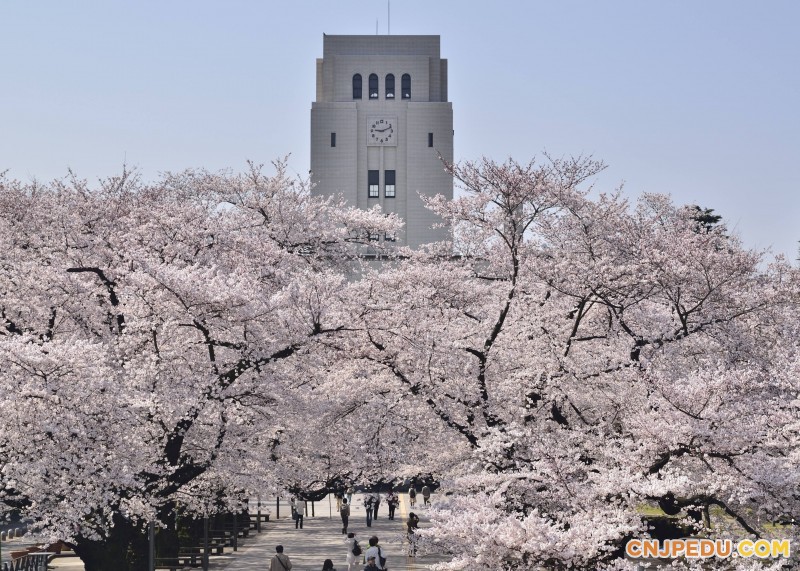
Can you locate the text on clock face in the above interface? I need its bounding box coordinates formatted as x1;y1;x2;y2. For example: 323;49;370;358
371;123;393;143
367;117;397;145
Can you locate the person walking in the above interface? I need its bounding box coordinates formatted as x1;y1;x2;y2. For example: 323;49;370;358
372;491;381;519
346;486;354;505
340;498;351;534
364;536;387;570
291;496;304;529
421;485;431;506
346;532;361;571
322;559;337;571
406;512;420;557
408;485;417;507
363;493;374;527
363;555;380;571
386;490;399;520
270;545;293;571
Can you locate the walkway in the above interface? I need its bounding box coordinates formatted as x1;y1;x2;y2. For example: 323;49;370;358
216;492;448;571
48;492;449;571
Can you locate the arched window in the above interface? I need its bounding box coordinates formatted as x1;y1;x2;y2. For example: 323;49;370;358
369;73;379;99
385;74;395;99
352;74;362;100
401;74;411;99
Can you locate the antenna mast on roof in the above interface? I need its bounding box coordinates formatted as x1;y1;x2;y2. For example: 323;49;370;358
376;18;378;34
388;0;390;34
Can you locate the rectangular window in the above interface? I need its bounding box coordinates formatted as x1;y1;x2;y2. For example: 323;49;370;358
368;170;379;198
384;232;396;242
384;170;396;198
428;133;433;148
331;132;336;147
369;232;380;242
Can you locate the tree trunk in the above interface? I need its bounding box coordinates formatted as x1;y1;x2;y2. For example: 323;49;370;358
156;501;179;561
72;513;148;571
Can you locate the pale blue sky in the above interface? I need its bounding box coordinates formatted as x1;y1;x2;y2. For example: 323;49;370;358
2;1;798;259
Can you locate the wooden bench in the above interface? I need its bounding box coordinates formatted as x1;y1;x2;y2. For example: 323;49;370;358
183;541;225;556
154;561;188;571
155;553;207;571
178;541;225;563
211;525;248;538
176;550;203;567
153;542;226;570
249;513;270;530
209;527;246;549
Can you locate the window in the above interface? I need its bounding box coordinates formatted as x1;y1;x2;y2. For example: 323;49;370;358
353;74;362;99
385;170;396;197
369;74;379;99
331;132;336;147
401;74;411;99
369;232;380;242
385;74;395;99
428;132;433;148
384;232;396;242
368;170;379;198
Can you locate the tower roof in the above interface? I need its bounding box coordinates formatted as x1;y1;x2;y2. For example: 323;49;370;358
322;35;441;58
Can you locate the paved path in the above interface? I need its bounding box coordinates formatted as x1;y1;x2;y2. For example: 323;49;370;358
218;493;448;571
48;492;450;571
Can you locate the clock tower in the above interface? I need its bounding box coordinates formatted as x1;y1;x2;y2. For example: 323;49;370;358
310;35;453;248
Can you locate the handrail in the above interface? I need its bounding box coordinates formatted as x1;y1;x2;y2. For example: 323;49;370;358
1;552;54;571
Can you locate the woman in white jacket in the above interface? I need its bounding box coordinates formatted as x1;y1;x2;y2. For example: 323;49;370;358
345;532;360;571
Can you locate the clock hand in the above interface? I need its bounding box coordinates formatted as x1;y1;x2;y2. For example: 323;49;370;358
375;126;391;132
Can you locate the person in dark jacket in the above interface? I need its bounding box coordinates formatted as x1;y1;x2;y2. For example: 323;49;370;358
407;512;420;556
363;494;374;527
386;490;399;520
340;498;350;534
372;492;381;519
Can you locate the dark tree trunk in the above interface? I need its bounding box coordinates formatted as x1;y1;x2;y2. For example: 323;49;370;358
72;513;148;571
156;501;180;561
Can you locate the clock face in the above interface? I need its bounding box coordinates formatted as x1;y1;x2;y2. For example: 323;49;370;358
368;116;397;146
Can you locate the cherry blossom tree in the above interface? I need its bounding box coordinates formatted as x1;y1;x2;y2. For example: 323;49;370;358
337;156;799;569
0;161;398;570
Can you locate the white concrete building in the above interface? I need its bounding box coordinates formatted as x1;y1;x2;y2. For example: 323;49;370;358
310;34;453;248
